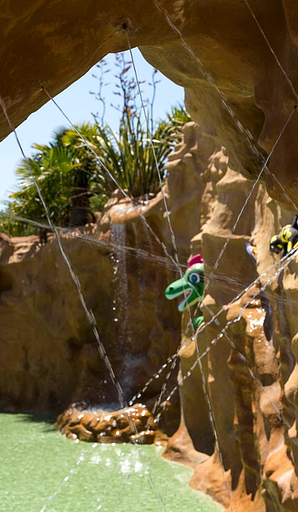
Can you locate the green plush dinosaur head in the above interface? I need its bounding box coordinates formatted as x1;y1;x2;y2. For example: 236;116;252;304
165;254;204;312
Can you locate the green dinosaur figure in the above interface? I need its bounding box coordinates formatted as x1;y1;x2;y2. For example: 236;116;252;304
165;254;204;330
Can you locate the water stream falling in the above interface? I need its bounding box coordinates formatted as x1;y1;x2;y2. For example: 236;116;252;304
110;221;137;402
1;5;298;510
110;222;128;349
132;221;146;308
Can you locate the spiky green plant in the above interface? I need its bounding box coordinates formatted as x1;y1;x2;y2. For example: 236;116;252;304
63;105;190;200
0;105;191;238
0;143;80;238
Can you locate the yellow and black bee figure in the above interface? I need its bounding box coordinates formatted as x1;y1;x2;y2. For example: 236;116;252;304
269;215;298;256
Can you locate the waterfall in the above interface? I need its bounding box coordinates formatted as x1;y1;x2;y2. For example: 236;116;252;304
110;222;128;353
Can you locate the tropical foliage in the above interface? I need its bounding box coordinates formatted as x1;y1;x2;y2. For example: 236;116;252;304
63;106;190;200
0;104;190;239
0;51;191;239
0;142;78;238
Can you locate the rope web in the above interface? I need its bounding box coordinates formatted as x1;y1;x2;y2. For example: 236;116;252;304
0;91;171;512
0;2;298;511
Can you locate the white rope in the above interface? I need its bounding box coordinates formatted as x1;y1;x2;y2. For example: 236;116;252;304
2;8;298;507
125;32;182;275
205;104;297;293
163;247;298;414
0;96;129;410
244;0;298;102
0;95;169;512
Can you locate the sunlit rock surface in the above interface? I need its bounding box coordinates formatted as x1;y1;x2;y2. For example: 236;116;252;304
2;123;298;511
2;1;298;204
0;220;181;424
55;403;162;445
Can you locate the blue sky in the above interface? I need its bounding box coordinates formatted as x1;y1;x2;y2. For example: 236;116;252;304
0;49;184;204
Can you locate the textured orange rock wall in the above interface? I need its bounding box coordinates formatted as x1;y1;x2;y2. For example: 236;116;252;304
159;124;298;512
2;2;298;509
0;225;181;415
1;124;298;511
2;1;298;205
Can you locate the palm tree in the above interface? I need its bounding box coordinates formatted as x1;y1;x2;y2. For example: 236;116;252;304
63;105;190;201
37;126;95;228
61;122;108;216
0;142;80;241
0;105;191;239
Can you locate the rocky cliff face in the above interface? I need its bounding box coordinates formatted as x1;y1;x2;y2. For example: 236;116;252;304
0;218;181;420
159;125;298;512
1;123;298;511
2;2;298;509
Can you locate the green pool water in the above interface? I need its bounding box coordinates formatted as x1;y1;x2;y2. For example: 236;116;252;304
0;412;223;512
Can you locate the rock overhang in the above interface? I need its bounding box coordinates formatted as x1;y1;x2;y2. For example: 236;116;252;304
1;0;298;205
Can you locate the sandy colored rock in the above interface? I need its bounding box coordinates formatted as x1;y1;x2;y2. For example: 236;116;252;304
55;403;158;444
162;410;209;468
1;2;298;205
3;123;298;511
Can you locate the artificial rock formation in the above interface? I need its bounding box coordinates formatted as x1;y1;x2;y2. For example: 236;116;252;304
0;220;181;419
1;122;298;512
3;2;298;510
156;124;298;512
2;1;298;207
55;403;162;445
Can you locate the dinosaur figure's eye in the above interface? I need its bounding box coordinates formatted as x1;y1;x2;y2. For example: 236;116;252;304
189;272;200;284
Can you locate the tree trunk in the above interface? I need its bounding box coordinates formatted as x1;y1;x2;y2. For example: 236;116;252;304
70;168;91;227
